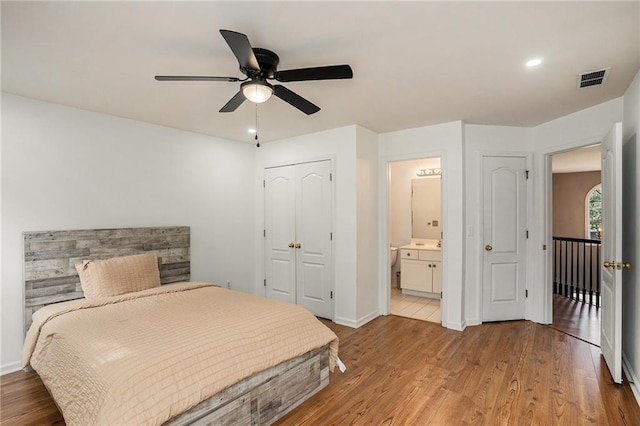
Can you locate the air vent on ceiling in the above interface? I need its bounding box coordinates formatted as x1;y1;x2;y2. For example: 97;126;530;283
577;68;610;89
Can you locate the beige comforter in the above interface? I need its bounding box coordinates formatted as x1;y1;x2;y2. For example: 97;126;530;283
22;282;338;425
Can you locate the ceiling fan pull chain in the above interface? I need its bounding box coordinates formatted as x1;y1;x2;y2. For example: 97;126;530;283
255;103;260;148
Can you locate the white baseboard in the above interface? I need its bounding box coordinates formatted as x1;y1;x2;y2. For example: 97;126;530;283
444;319;466;331
355;311;379;328
1;360;22;376
465;318;482;327
334;316;357;328
334;311;381;329
622;353;640;407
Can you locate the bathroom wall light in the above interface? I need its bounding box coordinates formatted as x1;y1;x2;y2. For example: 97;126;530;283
416;168;441;177
241;81;274;103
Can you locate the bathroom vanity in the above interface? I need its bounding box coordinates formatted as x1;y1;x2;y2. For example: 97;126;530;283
400;243;441;298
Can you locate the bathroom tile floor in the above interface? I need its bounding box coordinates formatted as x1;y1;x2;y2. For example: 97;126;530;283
390;287;441;323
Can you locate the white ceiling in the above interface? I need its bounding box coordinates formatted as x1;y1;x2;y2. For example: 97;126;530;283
552;144;601;173
2;1;639;144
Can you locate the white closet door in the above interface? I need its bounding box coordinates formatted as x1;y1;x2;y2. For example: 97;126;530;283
295;160;333;319
482;155;528;321
264;165;296;304
264;160;333;319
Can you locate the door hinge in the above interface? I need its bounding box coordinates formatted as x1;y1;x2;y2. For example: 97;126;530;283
330;291;333;299
526;289;528;298
263;180;265;188
263;229;266;237
440;292;443;298
330;173;333;182
526;230;529;239
264;279;267;287
525;170;529;179
543;244;547;250
330;232;333;241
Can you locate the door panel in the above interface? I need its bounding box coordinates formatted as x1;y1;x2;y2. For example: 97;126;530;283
600;123;623;384
482;156;527;322
490;263;518;302
264;166;296;304
295;161;333;319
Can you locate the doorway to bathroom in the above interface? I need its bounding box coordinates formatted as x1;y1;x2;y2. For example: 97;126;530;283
388;157;442;323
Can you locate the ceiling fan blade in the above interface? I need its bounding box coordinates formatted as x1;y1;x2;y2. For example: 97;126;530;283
274;65;353;82
273;85;320;115
219;91;246;113
155;75;240;82
219;30;260;72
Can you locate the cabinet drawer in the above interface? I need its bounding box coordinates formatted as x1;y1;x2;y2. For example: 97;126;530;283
418;250;442;261
400;249;419;259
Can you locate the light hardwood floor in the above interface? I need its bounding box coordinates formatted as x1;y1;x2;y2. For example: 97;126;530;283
2;316;639;425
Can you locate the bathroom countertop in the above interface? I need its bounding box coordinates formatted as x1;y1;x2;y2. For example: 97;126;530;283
400;243;441;251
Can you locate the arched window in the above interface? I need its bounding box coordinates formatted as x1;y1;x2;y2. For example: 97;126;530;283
585;184;602;240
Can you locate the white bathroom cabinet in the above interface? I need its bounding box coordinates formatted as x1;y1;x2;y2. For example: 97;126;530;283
400;248;441;295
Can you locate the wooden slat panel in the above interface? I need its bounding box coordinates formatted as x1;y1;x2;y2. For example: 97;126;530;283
23;226;190;333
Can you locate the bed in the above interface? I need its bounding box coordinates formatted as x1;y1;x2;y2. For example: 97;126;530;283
22;227;339;425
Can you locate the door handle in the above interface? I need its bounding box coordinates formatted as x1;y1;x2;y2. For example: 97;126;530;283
485;244;493;251
288;243;295;248
608;261;632;270
294;243;301;249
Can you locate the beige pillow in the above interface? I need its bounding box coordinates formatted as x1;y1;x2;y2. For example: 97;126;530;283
76;252;161;299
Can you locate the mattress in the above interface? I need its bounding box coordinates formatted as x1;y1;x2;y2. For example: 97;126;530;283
22;282;339;425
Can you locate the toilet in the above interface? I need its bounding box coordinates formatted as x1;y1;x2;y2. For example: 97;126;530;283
390;246;399;289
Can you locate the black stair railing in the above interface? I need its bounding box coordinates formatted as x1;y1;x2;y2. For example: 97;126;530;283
553;236;601;307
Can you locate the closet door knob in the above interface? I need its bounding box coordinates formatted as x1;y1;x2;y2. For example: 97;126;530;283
294;243;302;249
485;244;493;251
288;243;295;248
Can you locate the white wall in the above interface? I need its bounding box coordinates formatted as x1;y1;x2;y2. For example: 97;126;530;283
622;70;640;402
379;121;465;330
463;125;534;325
253;126;360;326
355;126;379;324
1;94;255;373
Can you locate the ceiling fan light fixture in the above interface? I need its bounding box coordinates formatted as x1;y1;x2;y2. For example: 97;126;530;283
242;81;274;103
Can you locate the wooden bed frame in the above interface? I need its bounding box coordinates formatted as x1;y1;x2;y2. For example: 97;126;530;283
23;226;329;425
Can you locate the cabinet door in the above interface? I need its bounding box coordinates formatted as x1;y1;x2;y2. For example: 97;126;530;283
431;261;442;295
401;259;430;292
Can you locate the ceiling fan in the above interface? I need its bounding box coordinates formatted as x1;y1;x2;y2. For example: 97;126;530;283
155;30;353;115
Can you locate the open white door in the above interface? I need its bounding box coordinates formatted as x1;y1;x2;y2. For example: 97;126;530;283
600;122;623;384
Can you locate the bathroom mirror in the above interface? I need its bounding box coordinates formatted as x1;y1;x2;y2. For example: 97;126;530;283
412;178;442;239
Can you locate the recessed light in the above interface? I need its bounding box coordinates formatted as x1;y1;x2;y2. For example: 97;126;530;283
526;58;542;67
248;128;257;134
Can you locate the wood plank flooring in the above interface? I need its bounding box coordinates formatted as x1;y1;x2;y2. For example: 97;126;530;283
2;316;639;425
551;294;601;346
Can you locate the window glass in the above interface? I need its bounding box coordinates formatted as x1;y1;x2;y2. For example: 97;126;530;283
586;184;602;240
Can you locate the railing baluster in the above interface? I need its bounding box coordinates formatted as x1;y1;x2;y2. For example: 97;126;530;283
582;242;586;303
596;243;601;308
552;236;601;307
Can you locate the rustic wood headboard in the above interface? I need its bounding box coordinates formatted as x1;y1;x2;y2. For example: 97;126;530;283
23;226;190;332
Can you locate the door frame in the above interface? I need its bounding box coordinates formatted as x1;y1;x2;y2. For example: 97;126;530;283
477;152;533;322
542;140;604;325
262;155;336;320
379;150;448;326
